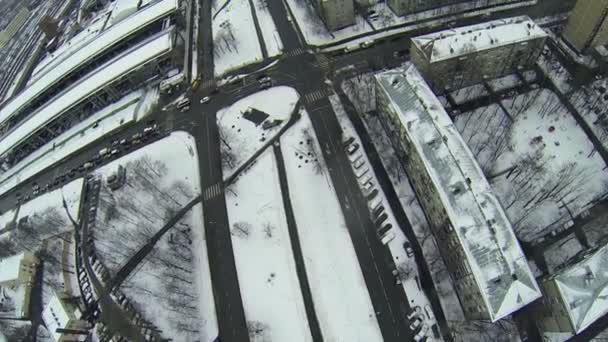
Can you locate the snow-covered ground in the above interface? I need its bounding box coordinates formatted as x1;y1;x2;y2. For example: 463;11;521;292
0;320;31;341
212;0;262;76
491;89;608;242
91;132;217;341
217;86;298;178
543;236;584;273
328;94;441;338
0;178;83;256
0;89;156;197
537;47;573;94
225;149;311;342
286;0;535;47
251;0;283;57
279;108;383;342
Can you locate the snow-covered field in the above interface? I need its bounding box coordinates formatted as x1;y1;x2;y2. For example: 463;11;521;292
213;0;262;76
251;0;283;57
280;108;383;342
91;132;218;341
492;89;608;242
225;149;311;342
217;86;298;178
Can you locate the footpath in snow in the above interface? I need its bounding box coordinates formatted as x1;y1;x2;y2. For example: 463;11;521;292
225;149;312;342
279;108;383;342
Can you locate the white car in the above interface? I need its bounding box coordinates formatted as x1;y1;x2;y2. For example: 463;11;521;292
360;40;374;48
201;96;211;104
414;324;429;341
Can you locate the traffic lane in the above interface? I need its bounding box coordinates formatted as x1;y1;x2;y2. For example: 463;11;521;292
195;107;250;342
305;100;411;341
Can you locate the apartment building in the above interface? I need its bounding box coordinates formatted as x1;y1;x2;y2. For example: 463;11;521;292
563;0;608;52
410;16;547;92
374;64;541;321
387;0;522;16
315;0;356;31
536;242;608;336
0;252;39;318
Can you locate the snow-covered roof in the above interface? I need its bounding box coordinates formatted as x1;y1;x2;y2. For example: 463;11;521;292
0;253;25;284
42;293;73;342
411;16;547;63
0;0;178;128
0;28;175;158
375;65;541;322
108;0;142;27
551;243;608;334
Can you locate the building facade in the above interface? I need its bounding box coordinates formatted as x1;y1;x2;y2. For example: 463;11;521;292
315;0;355;31
563;0;608;52
375;65;541;321
410;16;547;92
536;242;608;336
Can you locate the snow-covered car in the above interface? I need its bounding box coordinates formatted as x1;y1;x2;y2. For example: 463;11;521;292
346;142;360;155
409;317;423;331
413;324;429;341
403;241;414;257
200;96;211;104
360;40;374;48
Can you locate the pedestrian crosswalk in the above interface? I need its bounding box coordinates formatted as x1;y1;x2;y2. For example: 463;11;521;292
204;182;223;201
303;89;329;104
201;80;216;90
285;48;307;58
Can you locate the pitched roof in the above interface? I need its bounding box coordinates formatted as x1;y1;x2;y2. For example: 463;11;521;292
411;16;547;63
552;243;608;334
375;64;541;321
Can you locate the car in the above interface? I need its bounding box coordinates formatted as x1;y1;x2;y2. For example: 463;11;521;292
424;305;434;321
409;317;423;331
372;204;384;218
407;306;422;320
403;241;414;257
83;162;94;170
176;97;190;109
110;149;120;157
343;136;355;147
120;138;129;146
377;222;392;237
413;324;429;341
360;40;374;48
381;231;395;245
343;45;354;53
345;143;359;155
180;105;190;113
260;81;272;90
200;96;211;104
374;213;388;227
258;76;272;84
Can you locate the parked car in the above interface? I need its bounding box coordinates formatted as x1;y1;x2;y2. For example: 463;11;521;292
409;317;423;331
345;143;360;155
360;40;374;48
413;324;429;341
403;241;414;257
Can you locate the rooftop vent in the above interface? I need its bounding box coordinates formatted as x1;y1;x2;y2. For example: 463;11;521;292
512;274;518;281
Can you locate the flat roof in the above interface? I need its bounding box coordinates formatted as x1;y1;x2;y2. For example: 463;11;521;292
42;293;73;342
552;243;608;334
0;253;26;284
411;16;547;63
375;65;541;321
0;28;174;157
0;0;178;128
